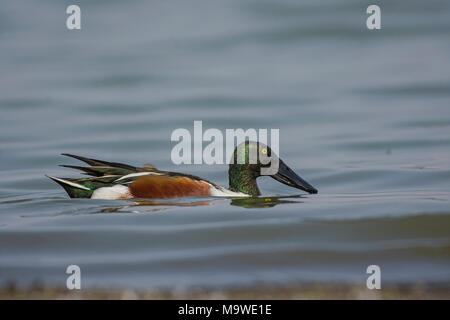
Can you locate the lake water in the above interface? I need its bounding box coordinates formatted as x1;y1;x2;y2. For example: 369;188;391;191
1;0;450;291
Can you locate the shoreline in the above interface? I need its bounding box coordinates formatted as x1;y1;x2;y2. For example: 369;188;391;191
1;283;449;300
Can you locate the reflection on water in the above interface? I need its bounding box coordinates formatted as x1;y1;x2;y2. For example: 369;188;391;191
98;195;303;214
231;195;303;209
99;199;212;214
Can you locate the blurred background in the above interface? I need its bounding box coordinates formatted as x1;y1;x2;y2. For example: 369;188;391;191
1;0;449;294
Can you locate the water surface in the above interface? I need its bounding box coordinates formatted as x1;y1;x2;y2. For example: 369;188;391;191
1;0;450;290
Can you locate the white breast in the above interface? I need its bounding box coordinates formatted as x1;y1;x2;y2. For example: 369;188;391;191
209;186;250;197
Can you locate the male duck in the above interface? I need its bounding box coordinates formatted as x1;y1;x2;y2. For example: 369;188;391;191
47;142;317;200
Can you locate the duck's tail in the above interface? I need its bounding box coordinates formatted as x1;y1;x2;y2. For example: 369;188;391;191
45;175;94;198
46;154;159;198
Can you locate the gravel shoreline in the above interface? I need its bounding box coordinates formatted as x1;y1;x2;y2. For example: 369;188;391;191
1;283;449;300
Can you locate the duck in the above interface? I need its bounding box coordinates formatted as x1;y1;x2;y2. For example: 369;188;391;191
46;141;318;200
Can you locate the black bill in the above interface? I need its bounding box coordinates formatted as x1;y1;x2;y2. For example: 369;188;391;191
271;160;318;194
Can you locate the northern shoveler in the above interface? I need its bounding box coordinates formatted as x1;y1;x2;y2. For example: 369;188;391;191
46;142;318;200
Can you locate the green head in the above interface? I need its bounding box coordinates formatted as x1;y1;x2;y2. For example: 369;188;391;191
228;141;318;196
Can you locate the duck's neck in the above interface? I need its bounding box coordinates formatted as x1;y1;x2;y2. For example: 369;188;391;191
228;166;260;196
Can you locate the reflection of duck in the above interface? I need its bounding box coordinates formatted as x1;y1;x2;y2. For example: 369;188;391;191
231;195;303;209
99;199;211;214
47;142;317;200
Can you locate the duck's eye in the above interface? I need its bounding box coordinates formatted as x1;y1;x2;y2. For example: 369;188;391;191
261;148;267;155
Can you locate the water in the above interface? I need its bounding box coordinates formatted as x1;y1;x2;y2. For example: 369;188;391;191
1;0;450;290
